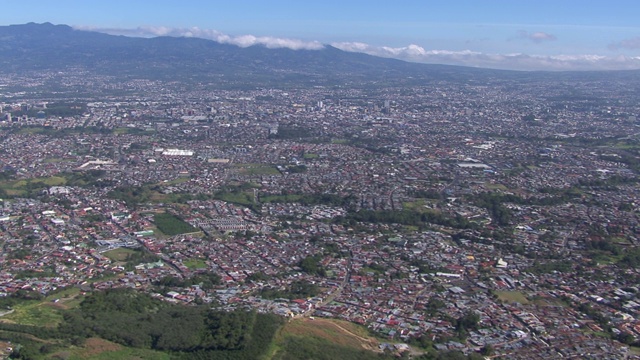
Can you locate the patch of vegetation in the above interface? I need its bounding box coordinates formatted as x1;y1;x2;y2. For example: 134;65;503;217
0;175;67;197
14;268;57;279
402;200;437;213
468;192;513;226
62;170;113;188
57;337;172;360
494;291;530;305
411;189;445;200
619;247;640;268
527;260;573;274
214;191;254;207
108;185;153;207
102;248;138;262
154;212;198;236
269;126;314;139
154;273;221;290
484;183;508;191
184;258;208;270
344;209;474;229
299;255;326;276
1;301;64;327
16;102;86;118
260;280;320;300
112;127;149;135
273;318;390;360
274;334;387;360
261;194;304;203
245;272;270;283
14;125;112;137
27;288;285;360
285;165;307;173
82;213;106;223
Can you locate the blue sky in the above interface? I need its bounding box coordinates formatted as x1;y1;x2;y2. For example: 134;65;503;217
2;0;640;70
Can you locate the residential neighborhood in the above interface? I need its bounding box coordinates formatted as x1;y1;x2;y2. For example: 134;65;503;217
0;70;640;358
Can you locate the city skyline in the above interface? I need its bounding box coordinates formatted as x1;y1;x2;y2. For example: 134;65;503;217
1;1;640;71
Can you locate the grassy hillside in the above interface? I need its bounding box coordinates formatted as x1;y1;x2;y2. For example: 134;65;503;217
268;318;393;360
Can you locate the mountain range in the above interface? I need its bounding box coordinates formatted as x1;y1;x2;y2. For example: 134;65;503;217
0;23;638;87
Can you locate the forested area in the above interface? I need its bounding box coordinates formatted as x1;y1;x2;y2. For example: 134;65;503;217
154;273;221;290
344;209;474;229
5;289;284;360
260;280;320;300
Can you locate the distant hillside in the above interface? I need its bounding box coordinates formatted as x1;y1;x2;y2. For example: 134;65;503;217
0;23;639;87
0;22;508;87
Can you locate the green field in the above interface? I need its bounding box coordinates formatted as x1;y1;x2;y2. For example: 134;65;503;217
494;291;530;305
183;258;207;270
153;212;198;236
1;301;63;327
215;191;255;207
1;288;82;327
102;248;138;262
0;176;67;196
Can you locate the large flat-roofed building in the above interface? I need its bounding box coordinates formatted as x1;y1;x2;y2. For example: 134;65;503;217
457;162;491;169
162;149;194;156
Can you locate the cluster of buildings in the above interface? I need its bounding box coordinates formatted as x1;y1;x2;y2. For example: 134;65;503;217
0;71;639;357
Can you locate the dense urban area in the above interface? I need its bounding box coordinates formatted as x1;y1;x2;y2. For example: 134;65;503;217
1;69;640;359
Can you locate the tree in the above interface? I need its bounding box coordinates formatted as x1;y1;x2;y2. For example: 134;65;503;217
480;344;494;356
617;332;635;345
455;311;480;337
299;255;326;277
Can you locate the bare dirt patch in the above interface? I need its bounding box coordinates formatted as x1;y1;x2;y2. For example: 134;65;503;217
282;318;380;352
78;337;122;358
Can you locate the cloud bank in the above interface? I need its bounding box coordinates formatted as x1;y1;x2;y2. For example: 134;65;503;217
331;42;640;71
74;25;324;50
74;25;640;71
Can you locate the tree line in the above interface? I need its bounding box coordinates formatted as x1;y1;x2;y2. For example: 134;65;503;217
4;288;284;360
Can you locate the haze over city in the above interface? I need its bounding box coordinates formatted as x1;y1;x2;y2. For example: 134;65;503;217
2;0;640;71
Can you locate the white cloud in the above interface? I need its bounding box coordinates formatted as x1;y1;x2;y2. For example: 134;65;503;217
609;36;640;50
73;25;324;50
73;25;640;71
331;42;640;71
518;30;557;43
